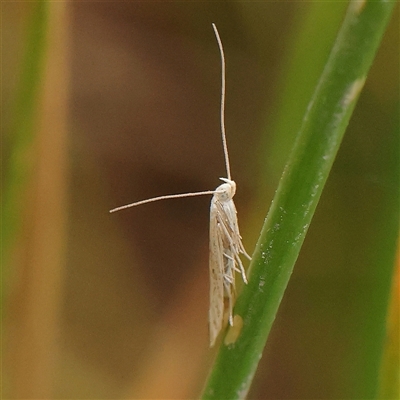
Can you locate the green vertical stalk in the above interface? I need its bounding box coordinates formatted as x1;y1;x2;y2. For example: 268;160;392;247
2;2;49;265
202;1;396;399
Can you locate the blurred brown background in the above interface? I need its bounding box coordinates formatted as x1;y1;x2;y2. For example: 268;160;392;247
3;2;398;399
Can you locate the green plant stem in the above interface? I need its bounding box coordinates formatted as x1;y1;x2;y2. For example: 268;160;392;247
2;2;49;262
202;1;396;399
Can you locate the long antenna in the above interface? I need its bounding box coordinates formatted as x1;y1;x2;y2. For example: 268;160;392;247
109;190;217;213
212;23;231;180
109;24;231;214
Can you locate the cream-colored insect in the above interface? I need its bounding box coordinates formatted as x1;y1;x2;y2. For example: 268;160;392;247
110;23;251;347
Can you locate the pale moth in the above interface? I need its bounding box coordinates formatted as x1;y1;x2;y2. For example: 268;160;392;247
110;23;251;347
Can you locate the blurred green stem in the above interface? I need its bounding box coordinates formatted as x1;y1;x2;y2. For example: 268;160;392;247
2;2;49;266
202;1;396;399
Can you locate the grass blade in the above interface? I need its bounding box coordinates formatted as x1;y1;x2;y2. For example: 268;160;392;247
202;1;396;398
2;2;49;267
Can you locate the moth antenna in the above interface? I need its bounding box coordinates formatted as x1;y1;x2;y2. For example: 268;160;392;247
212;23;231;181
109;190;217;213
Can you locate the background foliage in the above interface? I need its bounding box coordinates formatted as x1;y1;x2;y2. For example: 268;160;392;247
2;2;398;399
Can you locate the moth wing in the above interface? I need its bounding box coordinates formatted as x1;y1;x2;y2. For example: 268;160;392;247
218;200;239;324
209;198;225;347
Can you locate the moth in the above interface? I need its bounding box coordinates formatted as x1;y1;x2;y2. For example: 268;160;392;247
110;23;251;347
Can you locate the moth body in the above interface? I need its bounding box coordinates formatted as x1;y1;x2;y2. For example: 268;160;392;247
110;24;252;348
209;178;250;346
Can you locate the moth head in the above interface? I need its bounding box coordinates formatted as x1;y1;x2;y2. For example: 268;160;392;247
215;178;236;201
